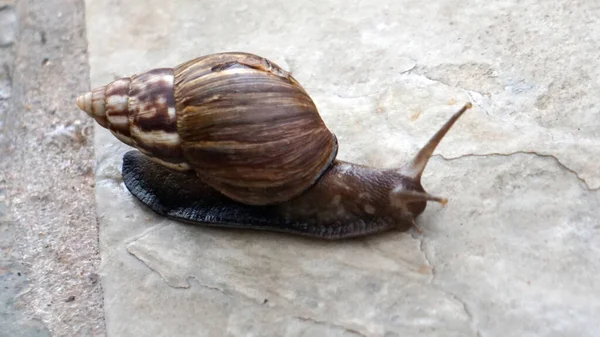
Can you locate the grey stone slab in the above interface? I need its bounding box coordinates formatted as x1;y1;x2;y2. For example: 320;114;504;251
419;154;600;336
83;0;600;336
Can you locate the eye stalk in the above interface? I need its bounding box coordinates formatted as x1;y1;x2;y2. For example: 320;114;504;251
401;102;472;180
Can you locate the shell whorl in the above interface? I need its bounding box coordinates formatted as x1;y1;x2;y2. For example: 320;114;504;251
173;53;338;205
76;69;191;171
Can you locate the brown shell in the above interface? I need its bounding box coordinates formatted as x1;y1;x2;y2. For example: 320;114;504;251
78;68;192;171
173;53;338;205
77;52;338;206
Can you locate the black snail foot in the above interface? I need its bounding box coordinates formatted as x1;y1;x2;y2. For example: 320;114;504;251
121;150;403;239
121;150;295;230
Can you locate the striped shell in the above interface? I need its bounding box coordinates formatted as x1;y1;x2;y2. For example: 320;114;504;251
76;52;338;206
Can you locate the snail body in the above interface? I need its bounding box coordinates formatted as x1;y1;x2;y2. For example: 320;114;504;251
77;52;470;239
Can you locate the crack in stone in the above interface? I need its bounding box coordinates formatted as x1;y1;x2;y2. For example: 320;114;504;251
418;236;434;283
417;236;480;337
126;245;190;289
333;90;389;100
190;275;274;308
410;68;488;97
318;64;489;107
122;247;371;334
433;151;596;191
440;288;480;337
124;224;164;246
304;61;492;106
466;91;491;116
125;237;272;306
292;315;368;337
331;60;417;99
192;278;227;294
415;150;591;335
400;63;417;75
184;275;264;303
126;247;266;307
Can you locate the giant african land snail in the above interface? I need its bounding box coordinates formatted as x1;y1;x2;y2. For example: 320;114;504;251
76;52;471;239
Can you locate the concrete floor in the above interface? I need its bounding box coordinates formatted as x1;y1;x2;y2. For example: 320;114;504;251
1;0;103;336
2;0;599;336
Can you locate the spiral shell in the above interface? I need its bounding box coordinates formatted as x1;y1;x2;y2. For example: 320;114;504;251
77;52;338;205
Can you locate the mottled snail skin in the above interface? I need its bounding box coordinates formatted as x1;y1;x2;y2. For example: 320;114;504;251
76;51;471;239
78;52;337;205
120;102;470;239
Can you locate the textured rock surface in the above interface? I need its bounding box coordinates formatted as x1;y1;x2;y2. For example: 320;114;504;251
1;0;104;336
84;0;599;336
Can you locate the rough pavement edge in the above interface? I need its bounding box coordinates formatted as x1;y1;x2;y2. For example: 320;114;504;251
0;0;105;336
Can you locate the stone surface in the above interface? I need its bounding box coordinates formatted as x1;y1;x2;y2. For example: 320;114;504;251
83;0;599;336
0;0;104;336
0;221;52;337
0;5;17;46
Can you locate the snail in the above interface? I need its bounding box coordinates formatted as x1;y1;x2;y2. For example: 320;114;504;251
77;52;471;239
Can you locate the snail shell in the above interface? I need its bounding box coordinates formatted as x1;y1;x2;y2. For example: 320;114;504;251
77;52;338;205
